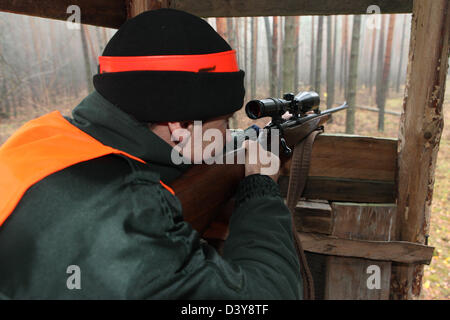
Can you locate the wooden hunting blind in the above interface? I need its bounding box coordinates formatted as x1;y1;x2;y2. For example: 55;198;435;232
1;0;448;300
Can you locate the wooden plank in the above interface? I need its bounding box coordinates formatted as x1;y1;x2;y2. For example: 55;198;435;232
325;203;396;299
325;257;391;300
279;176;396;203
330;202;396;241
299;232;434;265
171;0;413;17
0;0;127;28
127;0;170;18
293;200;332;234
0;0;413;29
279;134;397;203
282;134;398;182
392;0;450;300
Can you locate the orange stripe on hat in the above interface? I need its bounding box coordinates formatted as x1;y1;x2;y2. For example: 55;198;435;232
99;50;239;74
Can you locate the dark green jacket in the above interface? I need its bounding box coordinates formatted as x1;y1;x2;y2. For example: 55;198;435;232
0;91;302;299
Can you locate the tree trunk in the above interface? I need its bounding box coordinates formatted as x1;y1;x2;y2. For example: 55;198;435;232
345;15;362;134
272;16;279;97
278;17;284;96
309;16;315;90
396;15;408;93
314;16;324;96
264;17;273;95
251;17;258;99
377;14;396;132
234;18;240;66
293;16;300;93
29;17;48;107
227;18;235;49
80;25;94;93
340;15;349;95
369;26;378;97
326;16;334;110
283;16;296;94
376;16;387;118
244;17;248;93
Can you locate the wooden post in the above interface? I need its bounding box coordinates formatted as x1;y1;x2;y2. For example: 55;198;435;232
126;0;170;18
392;0;450;300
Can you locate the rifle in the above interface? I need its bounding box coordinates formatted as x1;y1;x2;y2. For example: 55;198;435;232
171;91;348;239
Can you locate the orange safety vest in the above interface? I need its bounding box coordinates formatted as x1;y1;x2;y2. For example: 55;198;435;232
0;111;175;227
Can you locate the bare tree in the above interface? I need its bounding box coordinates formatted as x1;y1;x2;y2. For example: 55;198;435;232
314;16;324;95
293;16;300;92
369;25;378;96
283;16;296;93
272;16;280;96
309;16;315;90
377;14;396;132
326;16;335;110
80;25;94;93
345;15;362;134
251;17;258;99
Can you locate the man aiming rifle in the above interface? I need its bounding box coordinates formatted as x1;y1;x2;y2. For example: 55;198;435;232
0;9;304;299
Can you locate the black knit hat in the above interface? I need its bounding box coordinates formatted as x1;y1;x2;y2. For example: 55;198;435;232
93;9;245;122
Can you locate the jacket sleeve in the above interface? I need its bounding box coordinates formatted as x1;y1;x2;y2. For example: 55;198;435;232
128;173;303;300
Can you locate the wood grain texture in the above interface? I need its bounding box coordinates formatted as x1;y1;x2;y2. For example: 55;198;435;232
171;0;413;17
0;0;413;28
294;200;332;234
299;232;434;266
282;134;398;181
279;134;397;203
279;176;396;203
325;203;396;299
0;0;127;28
392;0;450;300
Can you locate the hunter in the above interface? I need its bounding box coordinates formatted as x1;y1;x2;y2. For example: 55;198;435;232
0;9;302;299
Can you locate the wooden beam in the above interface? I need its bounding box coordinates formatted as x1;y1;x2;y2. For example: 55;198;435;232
392;0;450;300
171;0;413;17
282;134;398;182
279;133;397;203
0;0;413;29
126;0;170;18
299;232;435;265
293;200;332;234
0;0;127;28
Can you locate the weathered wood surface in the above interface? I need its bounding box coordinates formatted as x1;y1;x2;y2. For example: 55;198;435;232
325;203;395;300
279;134;397;203
392;0;450;300
127;0;170;18
299;232;434;265
0;0;413;28
0;0;127;28
293;200;332;234
282;134;398;181
330;202;396;241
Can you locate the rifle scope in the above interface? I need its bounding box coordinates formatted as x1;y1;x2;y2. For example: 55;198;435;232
245;91;320;120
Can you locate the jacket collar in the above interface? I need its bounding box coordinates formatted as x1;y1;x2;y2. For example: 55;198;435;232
68;91;190;183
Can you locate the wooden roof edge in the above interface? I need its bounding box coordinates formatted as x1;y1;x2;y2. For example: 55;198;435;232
0;0;413;29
